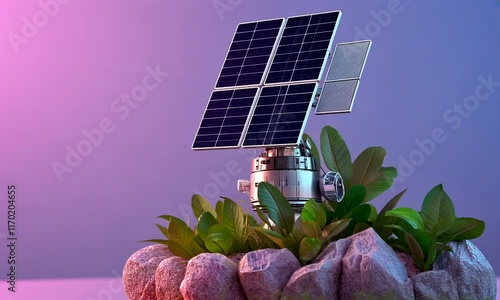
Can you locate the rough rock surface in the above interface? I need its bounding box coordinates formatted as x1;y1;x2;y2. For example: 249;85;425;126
340;228;414;299
396;251;421;278
433;240;497;300
281;239;351;299
140;278;157;300
239;248;301;300
123;244;174;300
312;238;351;263
155;256;188;300
180;253;246;300
413;270;458;300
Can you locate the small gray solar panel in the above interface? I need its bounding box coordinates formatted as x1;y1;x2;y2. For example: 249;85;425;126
193;88;259;149
243;83;317;147
265;11;341;85
316;40;371;114
215;18;285;89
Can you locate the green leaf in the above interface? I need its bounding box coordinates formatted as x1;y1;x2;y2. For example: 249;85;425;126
350;147;396;201
421;184;456;235
205;225;233;255
353;222;371;234
166;240;192;259
192;194;216;219
385;207;424;230
257;182;295;237
197;211;219;238
412;229;432;256
335;185;366;218
295;218;322;239
423;225;440;271
350;147;386;187
320;126;352;184
322;218;352;241
255;207;273;228
215;201;224;223
166;218;196;255
221;197;245;250
380;189;408;216
155;224;170;238
405;233;425;269
363;167;397;202
351;204;377;223
299;237;322;265
302;133;321;171
301;199;326;228
442;217;485;242
252;227;286;248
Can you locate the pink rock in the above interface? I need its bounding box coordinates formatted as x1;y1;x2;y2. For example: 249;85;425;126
239;248;301;300
340;228;414;299
180;253;246;300
123;244;174;300
155;256;188;300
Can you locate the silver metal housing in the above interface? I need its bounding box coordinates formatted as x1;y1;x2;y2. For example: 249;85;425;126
247;146;321;212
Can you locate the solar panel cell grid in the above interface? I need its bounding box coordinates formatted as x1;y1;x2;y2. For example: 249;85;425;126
215;19;284;89
193;88;259;149
243;83;317;147
265;11;340;85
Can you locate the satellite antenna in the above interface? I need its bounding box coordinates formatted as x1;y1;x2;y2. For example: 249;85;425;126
192;11;371;212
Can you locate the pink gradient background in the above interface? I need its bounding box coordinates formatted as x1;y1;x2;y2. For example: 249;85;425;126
1;0;499;298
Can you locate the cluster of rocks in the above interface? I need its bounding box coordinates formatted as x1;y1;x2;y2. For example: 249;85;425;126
123;228;496;299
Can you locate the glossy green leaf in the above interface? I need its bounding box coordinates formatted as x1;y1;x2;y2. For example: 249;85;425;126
380;189;407;216
442;217;485;242
155;224;170;238
405;233;425;269
350;147;386;187
385;207;424;230
302;133;321;171
421;184;455;235
221;197;245;249
353;222;370;234
255;207;273;229
166;240;192;259
301;199;326;228
322;218;352;241
412;229;432;256
351;204;377;223
335;185;366;218
320;126;352;183
192;194;216;219
252;227;286;248
205;225;233;255
197;211;219;238
295;218;322;239
299;237;322;265
167;218;196;255
215;201;224;223
257;182;295;237
363;167;397;202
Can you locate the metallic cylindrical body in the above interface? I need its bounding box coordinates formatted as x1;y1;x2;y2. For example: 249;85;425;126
249;147;321;212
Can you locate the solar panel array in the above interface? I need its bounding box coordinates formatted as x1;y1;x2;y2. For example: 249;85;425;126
194;11;347;150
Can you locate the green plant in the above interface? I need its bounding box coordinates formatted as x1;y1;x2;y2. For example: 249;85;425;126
143;125;486;271
380;184;485;270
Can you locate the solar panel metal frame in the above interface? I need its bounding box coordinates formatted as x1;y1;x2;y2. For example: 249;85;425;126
315;40;371;114
263;10;342;86
241;82;319;148
213;18;286;90
192;87;260;150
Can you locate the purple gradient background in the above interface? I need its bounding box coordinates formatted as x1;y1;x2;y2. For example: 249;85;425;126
1;0;499;286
